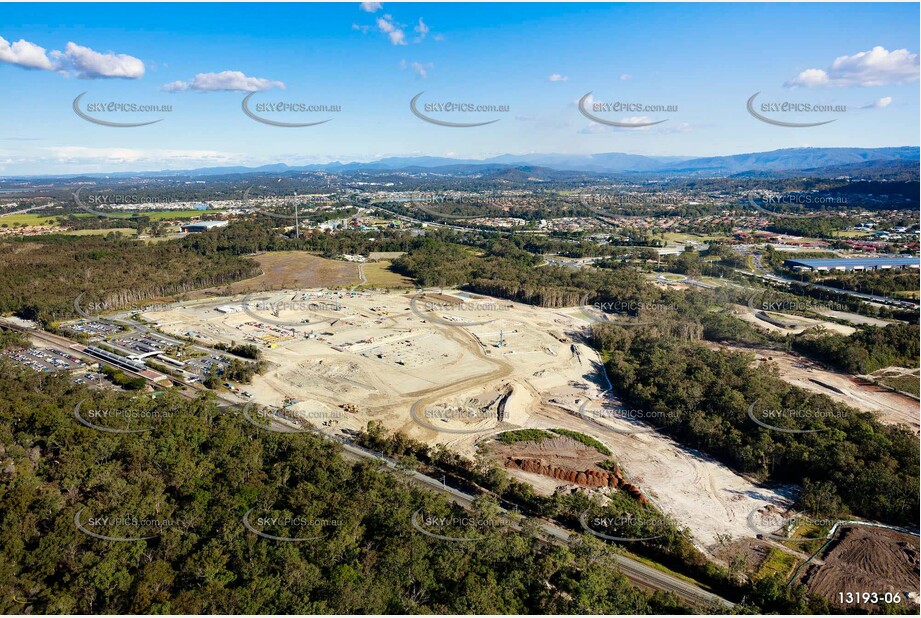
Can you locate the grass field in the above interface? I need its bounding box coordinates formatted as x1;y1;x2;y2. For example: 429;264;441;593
188;251;359;298
361;261;415;288
662;232;728;243
878;375;920;397
72;209;224;221
753;547;798;581
0;213;60;226
63;228;138;236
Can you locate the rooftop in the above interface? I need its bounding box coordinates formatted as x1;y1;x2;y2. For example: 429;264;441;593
784;257;918;268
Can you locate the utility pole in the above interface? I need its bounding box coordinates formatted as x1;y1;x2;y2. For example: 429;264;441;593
294;191;299;239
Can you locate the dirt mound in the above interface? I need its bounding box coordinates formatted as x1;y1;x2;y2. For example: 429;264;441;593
802;526;920;609
503;457;648;504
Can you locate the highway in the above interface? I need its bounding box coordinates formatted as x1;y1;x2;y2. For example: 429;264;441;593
369;203;546;235
247;408;733;610
4;295;734;607
745;252;917;310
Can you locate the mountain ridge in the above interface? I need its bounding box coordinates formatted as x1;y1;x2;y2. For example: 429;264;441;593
3;146;917;179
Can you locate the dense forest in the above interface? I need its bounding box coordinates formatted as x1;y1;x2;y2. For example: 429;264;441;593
391;238;919;527
0;223;420;326
816;269;920;296
0;234;258;327
792;323;920;375
0;366;689;615
591;325;919;528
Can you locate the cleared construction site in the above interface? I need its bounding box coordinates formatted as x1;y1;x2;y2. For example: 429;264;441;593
141;287;804;556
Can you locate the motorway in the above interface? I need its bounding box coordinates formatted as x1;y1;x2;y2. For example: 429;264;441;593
3;293;736;607
246;407;733;610
746;252;918;310
369;203;546;235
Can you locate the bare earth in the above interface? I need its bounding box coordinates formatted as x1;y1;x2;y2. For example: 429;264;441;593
801;526;920;609
706;341;920;433
142;289;797;558
190;252;360;298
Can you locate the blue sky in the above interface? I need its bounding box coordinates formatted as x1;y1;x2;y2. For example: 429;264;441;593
1;2;919;175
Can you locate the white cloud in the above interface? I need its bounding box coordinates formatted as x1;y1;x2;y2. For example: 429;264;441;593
619;73;632;81
578;122;609;135
863;96;893;109
377;15;406;45
411;61;431;78
360;2;382;12
163;70;284;92
414;18;429;42
659;121;692;134
387;29;405;46
54;42;145;79
401;59;432;78
786;46;920;87
0;36;53;70
45;146;234;165
579;117;688;135
352;23;372;34
548;73;568;82
1;36;143;78
618;115;657;129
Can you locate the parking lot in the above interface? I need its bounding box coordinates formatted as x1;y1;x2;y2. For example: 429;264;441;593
4;345;87;372
64;320;122;338
185;354;232;376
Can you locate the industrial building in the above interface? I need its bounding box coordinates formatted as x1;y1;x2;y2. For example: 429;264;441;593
783;257;919;272
181;220;229;233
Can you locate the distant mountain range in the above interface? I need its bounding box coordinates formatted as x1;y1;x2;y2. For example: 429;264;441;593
7;147;919;179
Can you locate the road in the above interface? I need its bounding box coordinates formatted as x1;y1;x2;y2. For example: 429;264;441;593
746;252;917;309
0;204;52;217
370;203;545;235
5;319;731;606
245;404;733;610
22;289;733;607
82;289;731;607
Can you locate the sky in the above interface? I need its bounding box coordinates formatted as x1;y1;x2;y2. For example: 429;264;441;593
0;2;919;175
